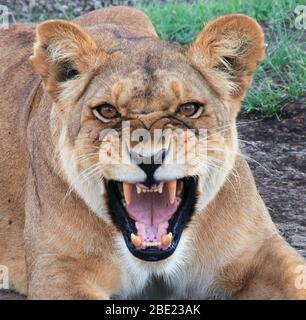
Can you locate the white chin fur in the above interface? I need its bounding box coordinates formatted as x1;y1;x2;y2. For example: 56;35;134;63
57;127;111;223
114;228;194;299
196;139;239;214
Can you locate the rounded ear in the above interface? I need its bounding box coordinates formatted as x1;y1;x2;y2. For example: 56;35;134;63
30;20;101;101
188;14;265;101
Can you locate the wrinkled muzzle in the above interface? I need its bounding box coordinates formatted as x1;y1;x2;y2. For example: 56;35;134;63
99;124;205;261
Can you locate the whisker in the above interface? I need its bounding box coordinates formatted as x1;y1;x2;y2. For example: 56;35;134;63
74;153;99;164
206;146;271;175
64;163;102;199
205;158;241;198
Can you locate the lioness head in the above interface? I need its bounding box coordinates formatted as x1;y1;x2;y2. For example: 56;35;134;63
31;14;265;261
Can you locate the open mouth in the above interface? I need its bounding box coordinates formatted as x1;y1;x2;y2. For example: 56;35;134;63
105;177;197;261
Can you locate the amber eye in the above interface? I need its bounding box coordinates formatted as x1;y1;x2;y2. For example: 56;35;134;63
178;103;203;118
93;103;120;123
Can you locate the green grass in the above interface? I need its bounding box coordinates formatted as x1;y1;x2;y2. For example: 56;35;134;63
244;21;305;116
137;0;300;43
136;0;305;117
16;0;306;117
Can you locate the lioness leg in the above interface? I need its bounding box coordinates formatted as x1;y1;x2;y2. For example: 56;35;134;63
233;236;306;299
24;169;121;300
27;255;120;300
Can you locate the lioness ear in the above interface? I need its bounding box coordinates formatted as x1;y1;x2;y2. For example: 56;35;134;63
31;20;100;101
188;14;265;101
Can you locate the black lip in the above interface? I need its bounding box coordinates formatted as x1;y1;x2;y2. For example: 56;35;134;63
105;177;197;261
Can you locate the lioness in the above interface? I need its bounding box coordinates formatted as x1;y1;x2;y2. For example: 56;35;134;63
0;6;305;300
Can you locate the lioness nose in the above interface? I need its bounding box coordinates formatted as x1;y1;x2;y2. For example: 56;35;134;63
131;149;166;187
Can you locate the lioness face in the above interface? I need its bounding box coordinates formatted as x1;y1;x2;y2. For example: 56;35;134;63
31;15;265;261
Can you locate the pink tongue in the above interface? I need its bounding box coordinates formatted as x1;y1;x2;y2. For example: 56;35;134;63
126;186;177;243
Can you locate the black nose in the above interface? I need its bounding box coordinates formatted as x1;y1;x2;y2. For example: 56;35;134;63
131;149;166;187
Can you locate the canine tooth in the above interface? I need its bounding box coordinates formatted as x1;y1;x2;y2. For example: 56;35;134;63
161;232;173;248
131;233;142;248
123;182;132;205
136;186;142;194
158;183;163;193
167;181;177;204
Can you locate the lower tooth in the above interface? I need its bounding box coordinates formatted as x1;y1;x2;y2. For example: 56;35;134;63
161;232;173;248
131;233;142;248
145;242;161;247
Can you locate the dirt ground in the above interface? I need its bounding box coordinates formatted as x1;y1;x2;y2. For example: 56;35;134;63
239;96;306;259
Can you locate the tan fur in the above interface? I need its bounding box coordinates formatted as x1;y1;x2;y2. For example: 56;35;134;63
0;7;305;300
